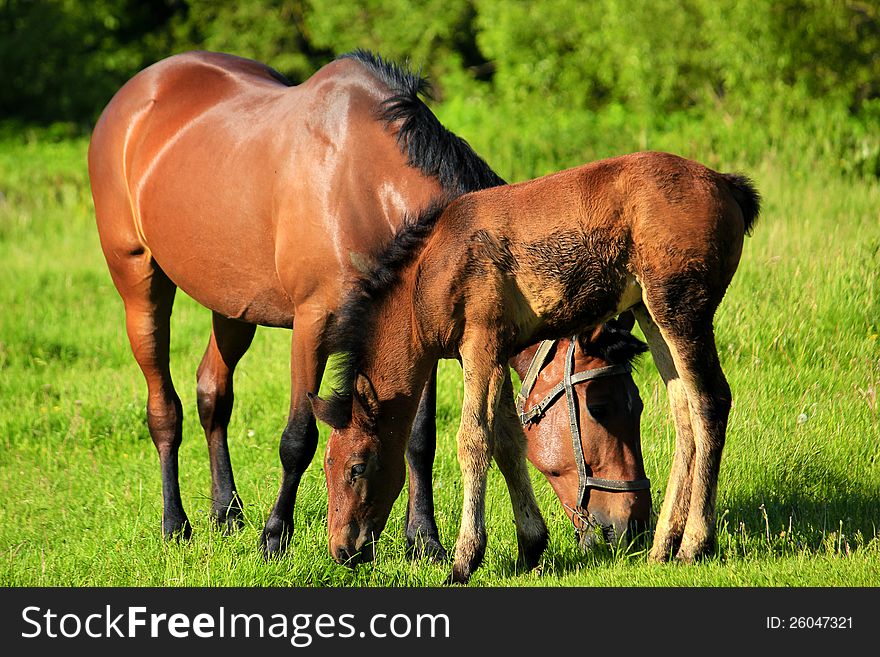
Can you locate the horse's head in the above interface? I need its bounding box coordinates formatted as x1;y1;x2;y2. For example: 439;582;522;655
515;313;651;551
310;374;407;566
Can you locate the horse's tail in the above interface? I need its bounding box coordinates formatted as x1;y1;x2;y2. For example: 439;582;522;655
721;173;761;236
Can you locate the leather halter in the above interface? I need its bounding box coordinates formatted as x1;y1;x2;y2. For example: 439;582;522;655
515;338;651;511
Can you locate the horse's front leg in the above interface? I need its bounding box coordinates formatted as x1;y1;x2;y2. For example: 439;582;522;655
404;363;447;561
446;344;506;584
261;305;329;558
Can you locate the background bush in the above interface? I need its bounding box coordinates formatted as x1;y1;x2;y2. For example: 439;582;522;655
1;0;878;178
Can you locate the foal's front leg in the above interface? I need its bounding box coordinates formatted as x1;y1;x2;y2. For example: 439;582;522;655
447;346;506;584
491;375;549;570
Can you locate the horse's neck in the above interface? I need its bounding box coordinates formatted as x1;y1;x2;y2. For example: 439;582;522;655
508;345;540;381
363;276;435;406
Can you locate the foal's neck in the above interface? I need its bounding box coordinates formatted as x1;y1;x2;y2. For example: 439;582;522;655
361;274;437;409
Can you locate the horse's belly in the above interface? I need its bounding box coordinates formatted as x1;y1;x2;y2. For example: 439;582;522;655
153;240;294;328
137;190;295;328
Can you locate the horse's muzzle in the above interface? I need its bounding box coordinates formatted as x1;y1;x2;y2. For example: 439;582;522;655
330;525;376;566
577;513;649;552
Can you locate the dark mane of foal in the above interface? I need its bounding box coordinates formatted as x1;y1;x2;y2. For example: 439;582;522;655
339;50;505;195
578;323;649;366
325;201;450;424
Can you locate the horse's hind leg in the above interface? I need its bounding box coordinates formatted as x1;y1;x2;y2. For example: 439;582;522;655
111;256;190;539
635;294;731;563
672;333;730;563
632;305;695;562
196;312;257;532
491;374;549;570
404;364;447;561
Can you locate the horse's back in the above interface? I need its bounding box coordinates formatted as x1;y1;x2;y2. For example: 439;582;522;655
89;52;429;326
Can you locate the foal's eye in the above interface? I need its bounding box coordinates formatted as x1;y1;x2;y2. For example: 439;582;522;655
350;463;367;479
587;404;609;420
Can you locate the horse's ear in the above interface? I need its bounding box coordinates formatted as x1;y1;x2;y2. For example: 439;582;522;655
615;310;636;332
354;373;380;421
308;392;351;430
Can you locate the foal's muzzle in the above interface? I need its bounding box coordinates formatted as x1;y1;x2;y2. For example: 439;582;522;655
330;525;376;566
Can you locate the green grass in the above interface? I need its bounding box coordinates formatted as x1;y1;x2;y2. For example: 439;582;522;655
0;132;878;587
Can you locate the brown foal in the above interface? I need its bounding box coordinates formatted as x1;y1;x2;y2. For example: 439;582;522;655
314;151;760;582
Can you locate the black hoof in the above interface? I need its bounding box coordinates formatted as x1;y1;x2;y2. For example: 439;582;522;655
517;530;549;571
163;516;192;542
212;498;245;535
260;517;292;559
406;533;448;563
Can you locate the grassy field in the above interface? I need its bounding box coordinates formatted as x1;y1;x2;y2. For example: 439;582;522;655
0;132;877;587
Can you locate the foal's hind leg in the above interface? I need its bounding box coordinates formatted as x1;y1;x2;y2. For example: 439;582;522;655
196;312;257;533
491;374;549;571
671;334;730;563
636;297;731;563
111;257;190;539
632;305;696;562
405;364;447;561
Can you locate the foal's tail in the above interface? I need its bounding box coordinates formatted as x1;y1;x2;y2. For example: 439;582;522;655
721;173;761;236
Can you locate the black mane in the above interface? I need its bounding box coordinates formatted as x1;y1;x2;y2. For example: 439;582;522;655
338;50;506;195
578;322;649;366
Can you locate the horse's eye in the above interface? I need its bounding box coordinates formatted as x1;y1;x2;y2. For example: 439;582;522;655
587;404;608;420
350;463;367;479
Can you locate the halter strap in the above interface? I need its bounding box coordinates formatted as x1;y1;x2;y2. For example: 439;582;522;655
515;338;651;508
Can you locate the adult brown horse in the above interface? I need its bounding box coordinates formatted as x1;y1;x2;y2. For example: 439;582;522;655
88;49;504;557
313;151;760;583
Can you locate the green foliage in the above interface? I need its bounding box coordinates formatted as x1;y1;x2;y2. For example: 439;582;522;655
0;0;178;125
2;0;878;179
168;0;329;84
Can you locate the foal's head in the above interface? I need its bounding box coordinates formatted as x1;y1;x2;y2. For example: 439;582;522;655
514;315;651;551
310;373;410;565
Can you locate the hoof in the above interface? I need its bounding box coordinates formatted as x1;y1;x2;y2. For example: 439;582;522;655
260;517;292;559
649;528;684;563
212;499;245;535
163;516;192;542
406;534;448;563
517;529;549;571
648;550;669;564
443;566;471;586
675;536;714;564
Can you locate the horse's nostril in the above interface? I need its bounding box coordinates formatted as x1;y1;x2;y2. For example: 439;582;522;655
335;545;359;565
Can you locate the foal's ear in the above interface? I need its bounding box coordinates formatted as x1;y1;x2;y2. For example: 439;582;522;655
308;392;351;430
353;373;381;421
614;310;636;332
